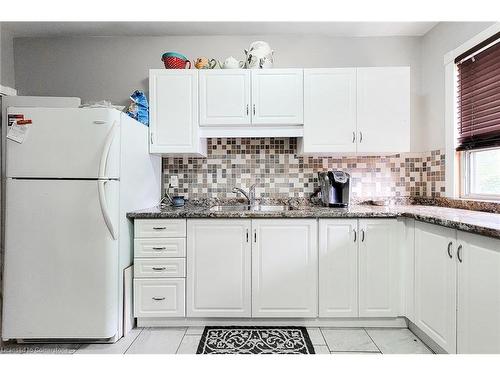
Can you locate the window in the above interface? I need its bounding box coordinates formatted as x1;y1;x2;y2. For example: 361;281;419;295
456;32;500;200
461;147;500;199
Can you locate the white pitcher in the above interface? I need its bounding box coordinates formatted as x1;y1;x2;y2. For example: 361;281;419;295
222;56;244;69
244;41;274;69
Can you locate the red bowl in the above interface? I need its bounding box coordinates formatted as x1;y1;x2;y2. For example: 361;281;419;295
161;53;191;69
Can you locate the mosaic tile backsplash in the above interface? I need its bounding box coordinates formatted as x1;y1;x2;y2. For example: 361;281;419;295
163;138;446;200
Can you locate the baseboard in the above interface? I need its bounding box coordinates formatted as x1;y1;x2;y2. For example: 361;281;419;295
407;319;447;354
137;317;408;328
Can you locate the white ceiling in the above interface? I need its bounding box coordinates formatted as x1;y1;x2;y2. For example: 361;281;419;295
2;22;438;38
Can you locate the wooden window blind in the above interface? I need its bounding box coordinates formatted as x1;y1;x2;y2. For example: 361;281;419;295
456;33;500;151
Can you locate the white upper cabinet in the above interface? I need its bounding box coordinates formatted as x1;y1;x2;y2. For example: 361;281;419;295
187;219;251;318
149;67;410;153
358;219;401;317
457;232;500;354
149;69;206;156
319;219;358;317
252;219;317;318
300;66;410;155
356;67;410;153
251;69;304;125
302;68;357;154
414;221;457;353
199;70;251;126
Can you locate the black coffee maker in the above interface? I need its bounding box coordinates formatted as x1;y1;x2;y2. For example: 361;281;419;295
317;171;351;207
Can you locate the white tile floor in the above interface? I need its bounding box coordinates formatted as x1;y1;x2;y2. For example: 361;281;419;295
0;327;434;354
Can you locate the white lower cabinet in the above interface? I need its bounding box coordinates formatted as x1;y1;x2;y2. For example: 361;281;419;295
134;258;186;278
252;219;318;317
133;219;187;320
187;220;251;317
319;219;358;317
134;279;185;318
319;219;400;318
358;219;401;317
457;231;500;354
414;222;500;354
133;216;500;354
414;221;457;353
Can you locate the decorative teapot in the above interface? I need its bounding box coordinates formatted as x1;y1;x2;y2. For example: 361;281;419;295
194;57;219;69
222;56;244;69
244;41;274;69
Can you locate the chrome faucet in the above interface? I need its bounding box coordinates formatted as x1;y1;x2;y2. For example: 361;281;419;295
232;184;257;206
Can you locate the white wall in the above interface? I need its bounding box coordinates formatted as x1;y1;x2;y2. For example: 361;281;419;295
420;22;494;151
0;24;16;90
13;34;424;151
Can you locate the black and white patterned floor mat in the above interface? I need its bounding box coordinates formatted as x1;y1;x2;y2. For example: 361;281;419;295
196;326;315;354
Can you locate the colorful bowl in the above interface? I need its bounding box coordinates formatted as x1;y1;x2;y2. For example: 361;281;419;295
161;52;191;69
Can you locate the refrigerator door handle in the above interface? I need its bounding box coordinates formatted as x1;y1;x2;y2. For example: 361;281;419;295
99;121;118;178
98;180;117;240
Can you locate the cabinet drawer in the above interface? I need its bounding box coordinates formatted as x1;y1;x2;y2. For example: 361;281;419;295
134;258;186;278
134;219;186;238
134;279;185;318
134;238;186;258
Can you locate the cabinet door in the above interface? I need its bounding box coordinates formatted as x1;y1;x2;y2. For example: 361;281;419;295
149;69;205;155
358;219;400;317
251;69;303;125
199;70;251;125
319;219;358;317
252;219;317;317
187;219;251;317
303;69;357;153
457;232;500;354
414;221;457;353
356;67;410;153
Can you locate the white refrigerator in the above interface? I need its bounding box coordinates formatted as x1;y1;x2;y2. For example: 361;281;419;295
1;106;161;341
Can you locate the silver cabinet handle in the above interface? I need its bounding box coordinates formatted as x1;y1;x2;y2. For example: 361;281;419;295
150;132;154;144
447;241;453;259
457;244;463;263
246;104;249;116
253;104;256;115
153;226;166;230
152;297;165;301
352;131;356;143
359;131;363;143
361;229;365;242
152;267;166;271
353;229;357;242
152;247;166;250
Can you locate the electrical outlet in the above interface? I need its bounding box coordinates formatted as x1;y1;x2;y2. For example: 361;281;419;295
169;175;179;188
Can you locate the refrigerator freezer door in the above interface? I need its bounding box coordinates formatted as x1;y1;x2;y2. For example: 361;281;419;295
6;107;120;179
2;179;120;340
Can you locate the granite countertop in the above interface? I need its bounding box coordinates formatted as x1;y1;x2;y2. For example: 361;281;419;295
127;203;500;239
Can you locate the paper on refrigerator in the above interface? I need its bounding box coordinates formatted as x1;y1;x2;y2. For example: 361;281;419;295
7;119;32;144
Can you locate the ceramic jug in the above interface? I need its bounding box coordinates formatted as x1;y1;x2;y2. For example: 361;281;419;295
244;41;274;69
222;56;244;69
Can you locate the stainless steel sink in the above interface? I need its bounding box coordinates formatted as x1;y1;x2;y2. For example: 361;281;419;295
253;205;291;212
209;204;291;212
209;205;250;212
